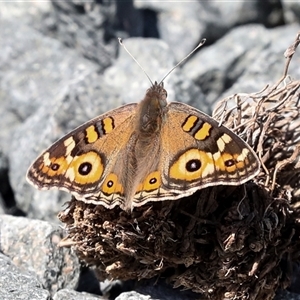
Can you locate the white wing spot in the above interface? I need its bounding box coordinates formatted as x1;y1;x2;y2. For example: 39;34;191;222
64;136;76;155
216;134;232;152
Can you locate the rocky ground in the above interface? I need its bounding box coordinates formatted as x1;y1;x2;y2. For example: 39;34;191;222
1;1;300;299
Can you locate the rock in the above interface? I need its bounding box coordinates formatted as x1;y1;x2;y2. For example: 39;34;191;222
282;0;300;23
114;2;159;39
135;0;284;62
0;215;81;295
116;291;152;300
275;290;300;300
182;24;300;109
219;24;300;101
0;195;5;215
53;289;104;300
0;253;50;300
40;1;116;68
0;0;52;27
103;37;205;110
182;24;270;108
134;1;206;62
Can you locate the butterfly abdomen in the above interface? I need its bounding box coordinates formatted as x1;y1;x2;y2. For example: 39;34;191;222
122;130;161;210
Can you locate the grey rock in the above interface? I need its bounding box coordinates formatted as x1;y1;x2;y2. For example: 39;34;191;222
0;195;5;215
104;37;205;108
99;279;125;298
53;289;104;300
182;24;300;110
0;1;52;27
182;24;270;109
104;37;175;103
134;1;284;62
0;18;100;123
134;1;206;62
114;2;159;39
116;286;196;300
42;1;116;68
276;290;300;300
116;291;153;300
282;0;300;23
0;252;50;300
0;214;81;295
219;24;300;101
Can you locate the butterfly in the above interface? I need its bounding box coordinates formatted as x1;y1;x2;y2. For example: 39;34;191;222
26;79;260;211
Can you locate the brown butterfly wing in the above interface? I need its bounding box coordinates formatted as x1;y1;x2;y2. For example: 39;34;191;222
27;103;137;207
132;102;260;207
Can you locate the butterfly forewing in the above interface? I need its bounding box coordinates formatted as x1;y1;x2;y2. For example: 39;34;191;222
27;104;137;197
158;102;259;194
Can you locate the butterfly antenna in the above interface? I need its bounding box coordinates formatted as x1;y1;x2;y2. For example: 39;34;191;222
118;38;154;86
159;38;206;84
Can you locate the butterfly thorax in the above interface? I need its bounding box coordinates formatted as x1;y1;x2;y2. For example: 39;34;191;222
136;82;168;136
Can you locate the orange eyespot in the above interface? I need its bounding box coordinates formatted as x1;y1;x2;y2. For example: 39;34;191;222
136;171;161;193
101;173;124;195
170;149;214;181
68;151;104;185
215;153;246;172
41;155;68;177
